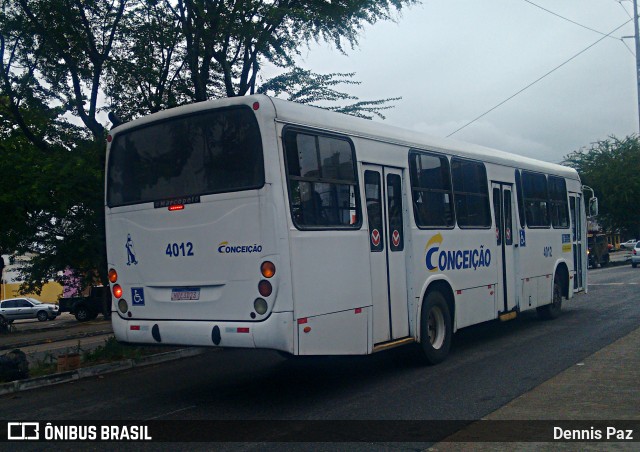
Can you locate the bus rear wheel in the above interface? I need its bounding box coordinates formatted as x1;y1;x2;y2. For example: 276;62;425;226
419;291;452;365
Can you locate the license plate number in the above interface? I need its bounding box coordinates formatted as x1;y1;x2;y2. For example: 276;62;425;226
171;288;200;301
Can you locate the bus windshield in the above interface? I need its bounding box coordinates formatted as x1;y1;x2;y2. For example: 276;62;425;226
107;106;264;207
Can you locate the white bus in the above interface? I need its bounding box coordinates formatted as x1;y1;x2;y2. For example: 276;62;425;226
105;95;587;364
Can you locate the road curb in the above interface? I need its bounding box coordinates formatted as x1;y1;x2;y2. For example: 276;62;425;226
0;329;114;352
0;347;206;396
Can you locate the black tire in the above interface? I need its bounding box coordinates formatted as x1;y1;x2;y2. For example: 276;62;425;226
419;291;452;365
0;316;8;328
75;306;90;322
633;262;638;268
37;310;48;322
537;277;563;320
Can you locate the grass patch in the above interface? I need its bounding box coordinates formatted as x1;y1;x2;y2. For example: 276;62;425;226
18;337;175;381
82;337;170;365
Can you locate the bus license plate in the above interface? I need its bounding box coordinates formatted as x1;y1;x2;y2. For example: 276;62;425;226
171;288;200;301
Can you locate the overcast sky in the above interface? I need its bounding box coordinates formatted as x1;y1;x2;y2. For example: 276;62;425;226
281;0;638;164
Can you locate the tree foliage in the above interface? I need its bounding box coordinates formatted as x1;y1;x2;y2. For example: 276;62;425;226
563;135;640;237
0;0;413;293
257;68;400;119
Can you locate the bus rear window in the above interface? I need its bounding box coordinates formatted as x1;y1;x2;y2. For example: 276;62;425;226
107;106;264;207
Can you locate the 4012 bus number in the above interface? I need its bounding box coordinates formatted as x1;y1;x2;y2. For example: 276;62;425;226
165;242;194;257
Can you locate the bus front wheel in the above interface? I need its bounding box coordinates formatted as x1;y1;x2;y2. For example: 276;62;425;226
419;291;452;365
537;277;563;320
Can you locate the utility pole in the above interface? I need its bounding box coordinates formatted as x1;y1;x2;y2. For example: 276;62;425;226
634;0;640;133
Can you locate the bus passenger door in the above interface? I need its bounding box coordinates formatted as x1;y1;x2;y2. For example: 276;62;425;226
569;194;584;291
363;165;410;344
492;182;517;315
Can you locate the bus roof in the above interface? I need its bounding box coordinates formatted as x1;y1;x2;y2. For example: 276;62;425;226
266;96;578;180
110;94;579;181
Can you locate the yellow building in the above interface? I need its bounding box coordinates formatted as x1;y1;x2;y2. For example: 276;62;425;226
0;281;63;303
1;254;63;303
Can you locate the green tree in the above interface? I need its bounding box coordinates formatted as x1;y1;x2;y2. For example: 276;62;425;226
0;0;126;292
564;135;640;237
257;68;399;119
107;0;412;120
1;0;413;294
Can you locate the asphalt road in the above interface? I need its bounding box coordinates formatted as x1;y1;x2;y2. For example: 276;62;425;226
1;264;639;450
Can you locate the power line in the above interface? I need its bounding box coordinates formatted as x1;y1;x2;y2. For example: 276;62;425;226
447;19;632;138
622;38;636;56
615;0;634;21
523;0;615;38
525;1;635;58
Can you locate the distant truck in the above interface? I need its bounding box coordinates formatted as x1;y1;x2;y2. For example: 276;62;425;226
587;233;610;268
58;286;112;322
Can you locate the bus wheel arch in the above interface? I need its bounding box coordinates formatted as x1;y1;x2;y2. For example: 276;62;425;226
537;263;567;320
554;262;570;300
418;280;454;364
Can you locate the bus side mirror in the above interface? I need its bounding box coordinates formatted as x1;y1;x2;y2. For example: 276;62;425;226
589;197;599;217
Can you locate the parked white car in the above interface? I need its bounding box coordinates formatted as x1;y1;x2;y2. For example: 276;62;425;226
620;239;638;250
632;242;640;268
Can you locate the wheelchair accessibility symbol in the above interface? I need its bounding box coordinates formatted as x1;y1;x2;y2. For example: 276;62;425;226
132;287;145;306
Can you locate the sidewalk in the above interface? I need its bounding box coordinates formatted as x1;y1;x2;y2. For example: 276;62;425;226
432;326;640;449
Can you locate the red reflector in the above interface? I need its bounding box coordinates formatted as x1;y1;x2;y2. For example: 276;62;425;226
487;285;492;289
237;327;250;333
297;318;307;324
355;308;362;314
168;204;185;211
106;135;113;143
456;290;462;295
252;102;260;111
130;325;140;331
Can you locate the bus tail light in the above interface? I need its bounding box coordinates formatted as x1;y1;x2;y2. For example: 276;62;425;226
168;204;184;211
118;299;128;313
113;284;123;299
261;261;276;278
108;268;118;283
258;280;272;297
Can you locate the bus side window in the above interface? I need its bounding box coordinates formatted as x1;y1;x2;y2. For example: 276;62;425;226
408;151;454;228
451;158;491;228
515;169;526;228
283;129;360;229
522;171;550;228
548;176;569;229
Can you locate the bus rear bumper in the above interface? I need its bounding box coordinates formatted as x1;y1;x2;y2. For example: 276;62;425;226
112;311;294;353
